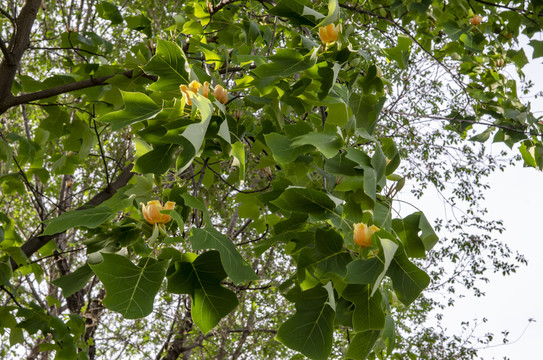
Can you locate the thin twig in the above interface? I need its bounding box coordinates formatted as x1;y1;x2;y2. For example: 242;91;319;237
0;285;22;308
206;165;271;193
93;118;110;186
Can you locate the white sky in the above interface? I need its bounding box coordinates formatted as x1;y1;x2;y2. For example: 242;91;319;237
398;37;543;359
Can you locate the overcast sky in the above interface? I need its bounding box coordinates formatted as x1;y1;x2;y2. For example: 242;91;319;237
398;36;543;359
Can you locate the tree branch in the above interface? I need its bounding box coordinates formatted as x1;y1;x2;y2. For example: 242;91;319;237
0;0;42;109
11;164;135;271
0;70;157;115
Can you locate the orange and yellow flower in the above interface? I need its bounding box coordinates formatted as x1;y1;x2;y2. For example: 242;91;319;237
319;23;341;46
141;200;175;225
353;222;379;248
213;84;228;104
470;14;483;26
180;80;225;105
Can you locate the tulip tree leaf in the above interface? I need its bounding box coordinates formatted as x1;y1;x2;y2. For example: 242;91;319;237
341;284;385;332
271;187;339;220
96;1;123;24
345;257;383;285
99;91;161;131
316;0;339;28
317;61;341;100
264;133;314;164
167;251;239;334
392;212;439;258
143;39;191;91
90;254;169;319
530;39;543;59
181;193;212;226
52;264;93;298
276;285;335;360
269;0;323;27
252;48;318;81
176;94;214;171
298;228;351;285
232;141;246;183
386;245;430;306
190;228;258;285
134;144;178;176
42;206;114;235
372;237;398;295
290;132;343;158
345;330;381;360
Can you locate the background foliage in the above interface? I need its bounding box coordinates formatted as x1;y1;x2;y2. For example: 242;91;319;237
0;0;542;359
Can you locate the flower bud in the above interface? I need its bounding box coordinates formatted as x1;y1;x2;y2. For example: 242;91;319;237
202;81;210;98
141;200;176;225
319;23;341;46
470;14;483;26
213;84;228;104
353;223;379;248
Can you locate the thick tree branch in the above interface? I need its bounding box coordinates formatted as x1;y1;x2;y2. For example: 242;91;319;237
11;164;135;271
0;70;157;115
0;0;42;108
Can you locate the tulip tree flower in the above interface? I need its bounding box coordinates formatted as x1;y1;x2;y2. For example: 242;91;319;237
141;200;176;247
319;23;341;46
202;81;210;98
213;84;228;104
470;14;483;26
353;222;379;248
180;81;213;105
141;200;175;225
180;84;194;105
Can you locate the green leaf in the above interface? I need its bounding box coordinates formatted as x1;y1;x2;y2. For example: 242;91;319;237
298;229;351;286
519;142;537;168
252;48;318;81
52;264;93;297
327;101;350;126
316;0;339;28
134;144;178;176
291;132;344;159
176;94;214;171
99;91;161;130
382;35;412;69
271;187;338;219
373;237;398;294
276;285;335;360
264;133;314;163
90;254;169;319
232;142;246;183
181;193;212;226
530;39;543;59
386;246;430;306
143;39;191;91
507;48;529;68
350;93;385;134
342;284;385;332
469;127;494;142
345;330;380;360
96;1;123;25
167;251;239;334
383;315;396;354
392;212;438;257
345;258;383;285
42;206;114;236
442;21;469;41
190;228;258;285
317;62;342;100
268;0;324;26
